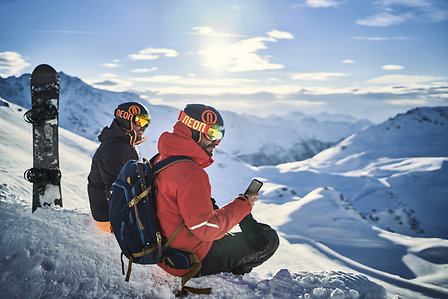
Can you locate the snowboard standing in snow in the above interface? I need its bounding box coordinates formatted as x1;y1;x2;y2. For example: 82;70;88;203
24;64;62;212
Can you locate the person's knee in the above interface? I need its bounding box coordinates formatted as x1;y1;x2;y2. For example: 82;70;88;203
261;224;279;256
95;221;113;233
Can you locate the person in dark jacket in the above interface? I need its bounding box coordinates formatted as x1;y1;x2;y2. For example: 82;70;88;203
88;101;150;232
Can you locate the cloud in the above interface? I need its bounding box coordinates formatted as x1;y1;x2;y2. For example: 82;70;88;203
367;74;444;85
101;62;121;68
191;26;215;35
133;75;183;83
382;65;404;70
267;30;294;39
100;73;118;78
131;71;447;122
131;67;158;73
357;0;448;27
273;99;326;107
198;29;294;72
131;72;448;112
295;0;344;8
357;12;407;26
129;48;179;60
342;59;355;64
134;76;303;96
385;99;429;106
34;30;120;34
133;75;258;87
133;75;358;97
94;80;118;86
355;75;448;105
351;36;414;41
0;51;31;77
189;27;244;38
87;78;133;92
292;72;348;81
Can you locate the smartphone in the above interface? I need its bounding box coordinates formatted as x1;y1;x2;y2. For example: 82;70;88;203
245;179;263;195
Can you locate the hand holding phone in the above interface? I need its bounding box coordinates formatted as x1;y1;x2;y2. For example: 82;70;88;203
239;179;263;207
245;179;263;195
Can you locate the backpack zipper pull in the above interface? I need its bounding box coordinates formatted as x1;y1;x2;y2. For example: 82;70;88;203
157;231;162;257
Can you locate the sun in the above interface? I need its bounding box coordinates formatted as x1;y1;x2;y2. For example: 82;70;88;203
199;41;233;72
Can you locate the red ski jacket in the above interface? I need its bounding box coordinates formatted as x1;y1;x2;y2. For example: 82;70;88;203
155;122;253;276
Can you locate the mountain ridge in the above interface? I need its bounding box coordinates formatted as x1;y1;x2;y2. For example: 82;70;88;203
1;71;372;166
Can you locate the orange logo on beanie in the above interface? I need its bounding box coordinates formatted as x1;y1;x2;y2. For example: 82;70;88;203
115;105;141;121
201;110;217;123
128;105;141;115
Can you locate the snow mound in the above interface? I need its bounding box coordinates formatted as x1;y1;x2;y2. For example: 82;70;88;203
256;269;387;299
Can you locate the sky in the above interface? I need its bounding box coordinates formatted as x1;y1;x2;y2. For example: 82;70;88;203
1;0;447;123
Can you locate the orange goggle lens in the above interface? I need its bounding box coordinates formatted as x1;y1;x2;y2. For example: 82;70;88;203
134;114;150;127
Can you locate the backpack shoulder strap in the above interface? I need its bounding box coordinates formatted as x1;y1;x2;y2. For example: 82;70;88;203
129;155;190;207
151;155;192;175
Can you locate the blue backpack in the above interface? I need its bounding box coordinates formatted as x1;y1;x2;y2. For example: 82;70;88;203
109;154;211;296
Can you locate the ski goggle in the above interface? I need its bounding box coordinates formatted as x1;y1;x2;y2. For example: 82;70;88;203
134;114;151;127
178;110;225;142
206;123;225;142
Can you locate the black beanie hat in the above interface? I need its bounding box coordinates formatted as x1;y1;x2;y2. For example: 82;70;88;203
179;104;224;142
114;102;149;131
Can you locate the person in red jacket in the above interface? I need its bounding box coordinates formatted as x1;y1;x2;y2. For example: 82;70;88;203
155;103;279;278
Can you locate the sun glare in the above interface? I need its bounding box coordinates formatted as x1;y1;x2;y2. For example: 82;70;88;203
199;41;232;72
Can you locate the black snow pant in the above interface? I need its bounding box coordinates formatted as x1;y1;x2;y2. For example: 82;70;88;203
196;221;279;276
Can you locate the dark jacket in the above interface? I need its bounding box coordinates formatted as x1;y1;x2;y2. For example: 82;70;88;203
88;120;140;221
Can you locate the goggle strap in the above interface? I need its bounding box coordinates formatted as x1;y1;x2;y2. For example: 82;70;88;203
178;111;211;134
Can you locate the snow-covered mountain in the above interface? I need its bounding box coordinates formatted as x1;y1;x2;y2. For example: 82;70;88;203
0;72;372;166
257;106;448;239
1;93;447;298
219;110;372;166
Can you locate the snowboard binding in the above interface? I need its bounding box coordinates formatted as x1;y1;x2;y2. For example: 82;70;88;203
24;102;59;125
24;167;61;185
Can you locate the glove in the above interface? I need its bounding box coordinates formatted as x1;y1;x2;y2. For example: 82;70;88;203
210;197;219;210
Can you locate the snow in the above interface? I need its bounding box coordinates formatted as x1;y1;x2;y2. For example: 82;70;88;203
1;95;448;298
258;107;448;238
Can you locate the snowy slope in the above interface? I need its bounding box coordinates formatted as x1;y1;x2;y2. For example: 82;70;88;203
251;106;448;296
1;98;448;298
259;107;448;238
0;72;372;166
